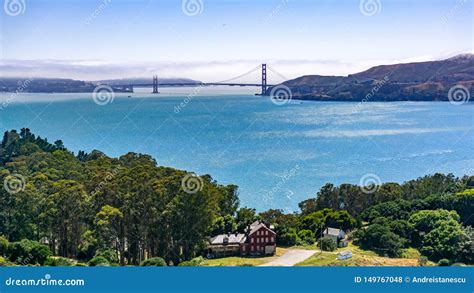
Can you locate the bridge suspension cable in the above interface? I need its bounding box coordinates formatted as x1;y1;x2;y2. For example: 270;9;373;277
267;66;289;82
114;64;287;96
211;65;262;84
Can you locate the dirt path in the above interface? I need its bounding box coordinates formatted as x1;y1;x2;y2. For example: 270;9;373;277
259;249;318;266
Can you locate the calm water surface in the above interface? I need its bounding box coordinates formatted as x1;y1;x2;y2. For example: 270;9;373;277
1;90;473;211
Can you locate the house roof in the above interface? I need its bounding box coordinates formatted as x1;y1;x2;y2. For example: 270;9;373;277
210;233;246;245
246;220;276;236
338;250;352;256
324;227;343;237
209;221;277;246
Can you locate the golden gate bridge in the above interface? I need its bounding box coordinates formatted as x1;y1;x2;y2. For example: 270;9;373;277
111;64;285;96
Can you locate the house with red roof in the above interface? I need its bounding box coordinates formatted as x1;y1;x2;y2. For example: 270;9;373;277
208;221;277;257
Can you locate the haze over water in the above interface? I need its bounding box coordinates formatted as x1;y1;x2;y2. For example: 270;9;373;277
1;91;473;212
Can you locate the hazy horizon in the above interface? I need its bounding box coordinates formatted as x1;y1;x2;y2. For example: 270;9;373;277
1;52;473;83
1;0;472;82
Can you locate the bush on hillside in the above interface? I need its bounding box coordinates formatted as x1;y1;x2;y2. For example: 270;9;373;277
0;236;8;257
88;256;110;266
139;257;167;266
278;228;298;246
297;229;315;245
178;256;206;266
44;257;76;266
7;239;51;265
318;237;337;252
94;248;118;264
0;256;15;266
438;258;450;266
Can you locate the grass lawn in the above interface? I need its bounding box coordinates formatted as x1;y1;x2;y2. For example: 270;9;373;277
201;247;289;266
289;244;320;250
198;243;433;267
296;242;429;266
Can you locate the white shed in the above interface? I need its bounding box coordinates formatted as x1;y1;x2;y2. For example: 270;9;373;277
336;250;353;260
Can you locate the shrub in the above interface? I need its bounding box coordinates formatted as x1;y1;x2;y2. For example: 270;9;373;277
94;248;118;264
77;230;97;261
418;219;464;261
355;224;405;257
88;256;110;266
389;220;414;240
409;210;460;233
44;257;76;266
325;210;358;231
139;257;167;266
178;256;205;266
318;237;337;252
401;248;421;259
438;258;450;266
0;236;8;256
297;229;315;245
418;256;428;266
0;256;14;266
7;239;51;265
278;228;298;246
44;258;56;266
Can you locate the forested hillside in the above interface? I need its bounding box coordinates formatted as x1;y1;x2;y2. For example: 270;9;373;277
292;175;474;264
0;128;239;266
0;129;472;266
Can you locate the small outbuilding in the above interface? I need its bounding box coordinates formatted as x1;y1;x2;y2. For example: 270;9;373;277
337;250;353;260
323;227;348;248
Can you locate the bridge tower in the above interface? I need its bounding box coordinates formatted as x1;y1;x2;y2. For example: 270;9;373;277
261;64;267;95
152;75;159;94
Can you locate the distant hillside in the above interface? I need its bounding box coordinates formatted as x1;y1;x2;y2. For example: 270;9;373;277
0;77;202;93
279;54;474;102
0;78;97;93
95;78;201;85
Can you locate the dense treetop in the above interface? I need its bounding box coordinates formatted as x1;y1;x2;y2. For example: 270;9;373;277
0;128;472;266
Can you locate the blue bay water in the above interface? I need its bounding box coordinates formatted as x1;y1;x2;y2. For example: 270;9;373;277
0;90;473;212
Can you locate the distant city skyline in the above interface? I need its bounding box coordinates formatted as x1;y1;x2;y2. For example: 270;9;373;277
1;0;472;82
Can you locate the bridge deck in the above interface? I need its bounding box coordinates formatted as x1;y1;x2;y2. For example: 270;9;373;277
114;83;275;88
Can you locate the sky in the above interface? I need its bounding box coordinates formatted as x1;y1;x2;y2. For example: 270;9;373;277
0;0;473;82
